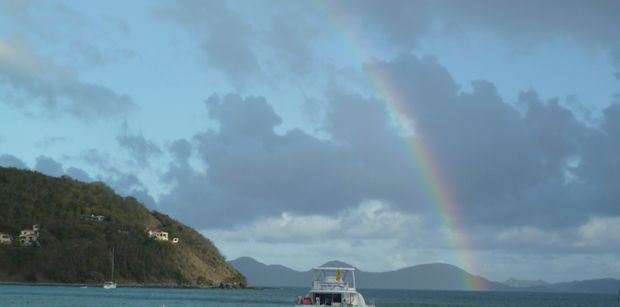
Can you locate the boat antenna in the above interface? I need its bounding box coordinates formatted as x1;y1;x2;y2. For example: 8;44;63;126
111;247;115;282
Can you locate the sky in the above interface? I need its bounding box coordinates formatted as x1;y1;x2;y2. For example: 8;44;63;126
1;0;620;284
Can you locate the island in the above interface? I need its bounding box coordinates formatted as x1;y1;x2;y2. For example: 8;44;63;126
0;166;246;288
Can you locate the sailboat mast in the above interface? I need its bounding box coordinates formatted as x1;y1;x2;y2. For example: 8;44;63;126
111;247;114;281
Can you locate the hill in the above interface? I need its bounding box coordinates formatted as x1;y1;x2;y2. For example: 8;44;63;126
229;257;508;291
358;262;509;291
231;257;620;294
229;256;310;287
521;278;620;294
503;278;549;288
0;167;245;287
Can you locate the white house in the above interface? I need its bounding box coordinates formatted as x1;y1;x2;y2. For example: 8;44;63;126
0;233;11;245
19;225;39;246
172;237;179;244
19;229;39;246
148;230;169;241
80;214;106;222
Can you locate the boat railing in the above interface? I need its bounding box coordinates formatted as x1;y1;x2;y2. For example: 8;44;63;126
313;281;350;291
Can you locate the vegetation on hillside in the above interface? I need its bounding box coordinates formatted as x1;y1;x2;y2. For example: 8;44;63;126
0;167;245;287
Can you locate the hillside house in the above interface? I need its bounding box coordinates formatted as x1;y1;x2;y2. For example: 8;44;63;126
80;214;106;222
172;237;179;244
19;225;39;246
0;233;11;245
148;230;169;241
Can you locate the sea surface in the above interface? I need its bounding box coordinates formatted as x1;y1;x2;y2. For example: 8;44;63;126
0;285;616;307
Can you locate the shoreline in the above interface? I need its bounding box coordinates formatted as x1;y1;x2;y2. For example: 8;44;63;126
0;281;253;289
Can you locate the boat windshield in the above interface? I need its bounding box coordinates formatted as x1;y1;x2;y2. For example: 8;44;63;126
312;267;356;290
314;293;341;305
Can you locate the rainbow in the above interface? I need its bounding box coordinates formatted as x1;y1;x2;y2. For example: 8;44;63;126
318;1;486;291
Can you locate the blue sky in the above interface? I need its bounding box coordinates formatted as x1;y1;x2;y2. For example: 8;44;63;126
1;0;620;282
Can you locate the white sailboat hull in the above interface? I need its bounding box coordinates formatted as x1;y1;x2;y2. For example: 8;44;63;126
103;281;116;289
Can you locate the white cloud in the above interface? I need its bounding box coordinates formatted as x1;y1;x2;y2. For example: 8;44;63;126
493;226;564;249
576;217;620;249
0;37;135;120
479;216;620;253
203;200;460;272
342;200;422;239
205;200;425;244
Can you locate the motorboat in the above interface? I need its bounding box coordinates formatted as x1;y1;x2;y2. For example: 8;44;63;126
294;267;374;306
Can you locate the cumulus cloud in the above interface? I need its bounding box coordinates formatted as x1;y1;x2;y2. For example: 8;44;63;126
576;217;620;251
34;155;64;177
0;37;135;120
157;1;620;77
80;150;159;209
0;0;136;66
156;0;260;82
97;170;157;209
0;154;28;169
331;1;620;65
339;55;613;230
159;93;365;227
76;149;158;209
469;216;620;255
116;122;162;167
433;0;620;51
263;10;319;77
156;0;332;83
205;200;445;272
211;212;340;243
16;152;157;209
209;200;423;244
576;103;620;217
332;0;432;49
33;156;91;182
65;166;92;182
158;53;620;258
169;138;193;162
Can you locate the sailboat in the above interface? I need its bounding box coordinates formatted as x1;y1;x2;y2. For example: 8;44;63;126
103;248;117;289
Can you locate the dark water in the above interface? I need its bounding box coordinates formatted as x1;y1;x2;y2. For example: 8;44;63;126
0;285;615;306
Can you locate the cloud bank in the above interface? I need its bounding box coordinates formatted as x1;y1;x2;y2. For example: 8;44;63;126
158;54;620;246
0;38;135;120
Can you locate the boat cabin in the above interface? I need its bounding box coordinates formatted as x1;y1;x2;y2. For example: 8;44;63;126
295;267;370;306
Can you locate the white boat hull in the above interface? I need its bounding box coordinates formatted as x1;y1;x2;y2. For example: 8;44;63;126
294;305;373;307
103;282;116;289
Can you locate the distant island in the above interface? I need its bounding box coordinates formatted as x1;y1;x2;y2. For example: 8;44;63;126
0;167;245;288
230;257;620;294
229;257;507;291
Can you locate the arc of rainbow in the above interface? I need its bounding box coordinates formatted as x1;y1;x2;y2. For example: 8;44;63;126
317;1;486;291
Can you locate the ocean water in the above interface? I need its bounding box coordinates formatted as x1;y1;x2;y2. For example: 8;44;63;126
0;285;615;307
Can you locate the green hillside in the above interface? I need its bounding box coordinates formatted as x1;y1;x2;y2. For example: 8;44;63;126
0;167;245;288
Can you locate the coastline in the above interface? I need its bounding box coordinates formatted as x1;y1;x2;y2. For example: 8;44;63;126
0;281;248;289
